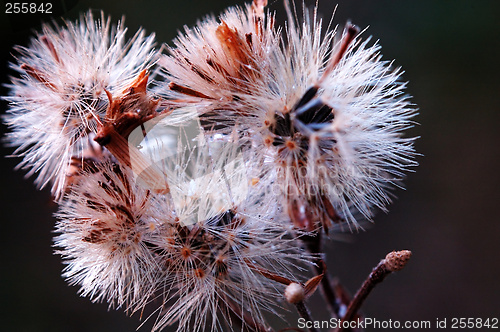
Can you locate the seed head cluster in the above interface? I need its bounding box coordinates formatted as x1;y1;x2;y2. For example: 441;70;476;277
157;1;417;231
3;1;417;331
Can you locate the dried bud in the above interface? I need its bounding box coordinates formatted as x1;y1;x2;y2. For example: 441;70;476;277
384;250;412;272
285;283;305;304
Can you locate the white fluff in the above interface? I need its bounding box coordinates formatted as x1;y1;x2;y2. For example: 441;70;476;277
3;11;157;199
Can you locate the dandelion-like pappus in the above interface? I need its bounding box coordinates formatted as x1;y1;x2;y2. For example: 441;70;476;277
3;11;158;199
56;132;311;332
3;0;418;331
159;0;417;232
54;161;167;312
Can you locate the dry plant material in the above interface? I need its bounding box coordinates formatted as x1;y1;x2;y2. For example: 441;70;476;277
3;1;418;331
337;250;412;332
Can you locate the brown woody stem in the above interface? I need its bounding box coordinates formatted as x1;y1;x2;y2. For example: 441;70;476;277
336;250;412;332
301;233;340;318
295;301;318;332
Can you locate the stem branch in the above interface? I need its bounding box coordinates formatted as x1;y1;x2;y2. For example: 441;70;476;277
336;250;412;332
295;301;318;332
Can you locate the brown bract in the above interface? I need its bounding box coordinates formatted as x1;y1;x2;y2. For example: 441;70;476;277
95;69;164;147
94;70;170;193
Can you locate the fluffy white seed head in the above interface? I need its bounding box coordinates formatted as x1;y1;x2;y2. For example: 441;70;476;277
54;161;169;312
158;0;418;232
3;11;157;199
7;1;420;331
138;126;308;331
155;0;283;139
56;125;310;331
253;31;418;231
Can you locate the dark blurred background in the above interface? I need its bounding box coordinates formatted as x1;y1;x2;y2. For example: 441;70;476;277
1;0;499;331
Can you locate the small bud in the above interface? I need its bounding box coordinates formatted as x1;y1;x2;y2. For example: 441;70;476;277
284;282;305;304
384;250;412;272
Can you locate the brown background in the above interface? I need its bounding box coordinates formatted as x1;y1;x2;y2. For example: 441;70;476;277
1;0;499;331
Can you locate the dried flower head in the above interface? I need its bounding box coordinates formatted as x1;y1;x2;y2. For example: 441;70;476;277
157;0;274;107
3;11;157;199
151;199;307;332
138;126;309;331
158;0;417;232
4;0;419;331
56;127;310;331
54;161;167;312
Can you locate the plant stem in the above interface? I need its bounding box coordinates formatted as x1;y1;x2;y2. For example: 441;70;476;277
295;301;318;332
336;250;412;332
337;261;388;332
301;233;340;318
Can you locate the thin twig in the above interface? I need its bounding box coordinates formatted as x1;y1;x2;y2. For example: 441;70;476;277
295;301;318;332
336;250;412;332
301;233;340;318
338;261;387;331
